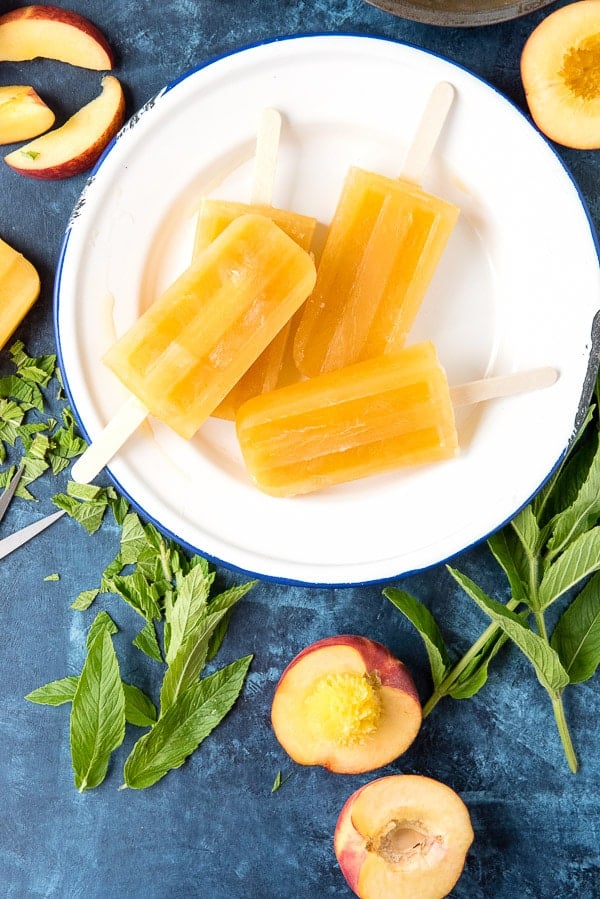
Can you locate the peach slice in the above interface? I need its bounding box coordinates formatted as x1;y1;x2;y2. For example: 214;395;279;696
520;0;600;149
271;635;422;774
334;774;474;899
0;85;55;145
0;4;113;70
0;237;40;349
4;75;125;179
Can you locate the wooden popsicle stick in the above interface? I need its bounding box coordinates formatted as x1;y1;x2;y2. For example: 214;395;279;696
71;110;285;486
400;81;455;185
249;107;282;205
450;366;559;408
71;394;148;484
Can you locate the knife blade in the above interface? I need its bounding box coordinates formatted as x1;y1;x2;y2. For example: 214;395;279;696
0;509;65;561
0;463;25;523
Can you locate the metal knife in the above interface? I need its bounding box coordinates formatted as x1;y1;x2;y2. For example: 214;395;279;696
0;509;65;561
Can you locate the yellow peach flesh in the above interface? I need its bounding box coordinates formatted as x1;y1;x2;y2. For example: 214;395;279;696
0;86;55;144
4;75;125;178
0;238;40;349
349;775;474;899
0;9;113;70
271;643;421;773
521;0;600;148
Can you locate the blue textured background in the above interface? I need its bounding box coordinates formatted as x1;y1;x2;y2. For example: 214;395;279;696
1;1;599;897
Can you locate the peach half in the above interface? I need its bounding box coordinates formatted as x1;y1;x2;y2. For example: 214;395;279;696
334;774;474;899
0;4;113;70
521;0;600;149
271;635;422;774
0;85;55;145
4;75;125;179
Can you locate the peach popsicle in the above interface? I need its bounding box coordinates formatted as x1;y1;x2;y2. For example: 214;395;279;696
0;236;40;350
236;342;558;498
193;108;317;419
293;82;460;378
71;212;317;484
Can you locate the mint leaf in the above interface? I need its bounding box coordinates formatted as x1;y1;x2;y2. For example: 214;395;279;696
26;676;78;706
70;627;126;792
86;610;118;648
123;655;252;790
104;570;162;621
447;630;509;699
271;770;292;792
551;573;600;683
26;675;156;729
450;567;569;695
383;588;450;688
165;565;214;664
133;620;163;662
159;608;229;713
71;588;99;611
538;526;600;609
487;528;530;603
546;433;600;558
122;683;158;728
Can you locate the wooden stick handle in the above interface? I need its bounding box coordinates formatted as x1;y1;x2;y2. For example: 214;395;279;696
401;81;455;185
250;107;282;205
71;394;149;484
450;366;559;408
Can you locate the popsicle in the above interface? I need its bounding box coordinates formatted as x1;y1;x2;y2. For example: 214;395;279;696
193;108;317;419
0;236;40;350
71;212;317;483
236;342;558;497
293;82;460;378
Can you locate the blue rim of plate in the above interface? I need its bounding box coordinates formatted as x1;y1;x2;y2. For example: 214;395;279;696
53;32;600;588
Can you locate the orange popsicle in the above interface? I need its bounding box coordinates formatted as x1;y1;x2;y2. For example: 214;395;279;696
0;236;40;350
193;108;317;419
102;213;316;442
293;82;460;378
236;340;459;497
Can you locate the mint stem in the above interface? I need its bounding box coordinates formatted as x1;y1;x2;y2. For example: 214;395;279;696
551;692;578;773
423;599;520;717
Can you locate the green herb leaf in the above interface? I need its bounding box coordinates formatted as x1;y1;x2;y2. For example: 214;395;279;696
449;567;569;695
104;570;162;621
70;626;126;792
123;655;252;790
538;526;600;610
546;433;600;559
487;528;530;603
271;769;292;792
383;588;450;688
551;572;600;683
133;620;163;662
165;565;214;664
159;608;229;713
86;611;118;648
71;588;99;611
44;573;60;582
122;683;158;728
447;630;510;699
26;675;156;729
26;676;79;706
510;504;541;558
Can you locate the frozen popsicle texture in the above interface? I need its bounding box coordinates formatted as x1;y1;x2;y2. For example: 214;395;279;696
293;166;460;377
193;198;317;419
103;213;317;440
0;236;40;349
236;340;459;497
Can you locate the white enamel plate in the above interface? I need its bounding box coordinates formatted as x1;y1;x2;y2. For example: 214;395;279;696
54;35;600;586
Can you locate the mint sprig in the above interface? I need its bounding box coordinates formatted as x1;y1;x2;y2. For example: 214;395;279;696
385;372;600;773
28;506;255;791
